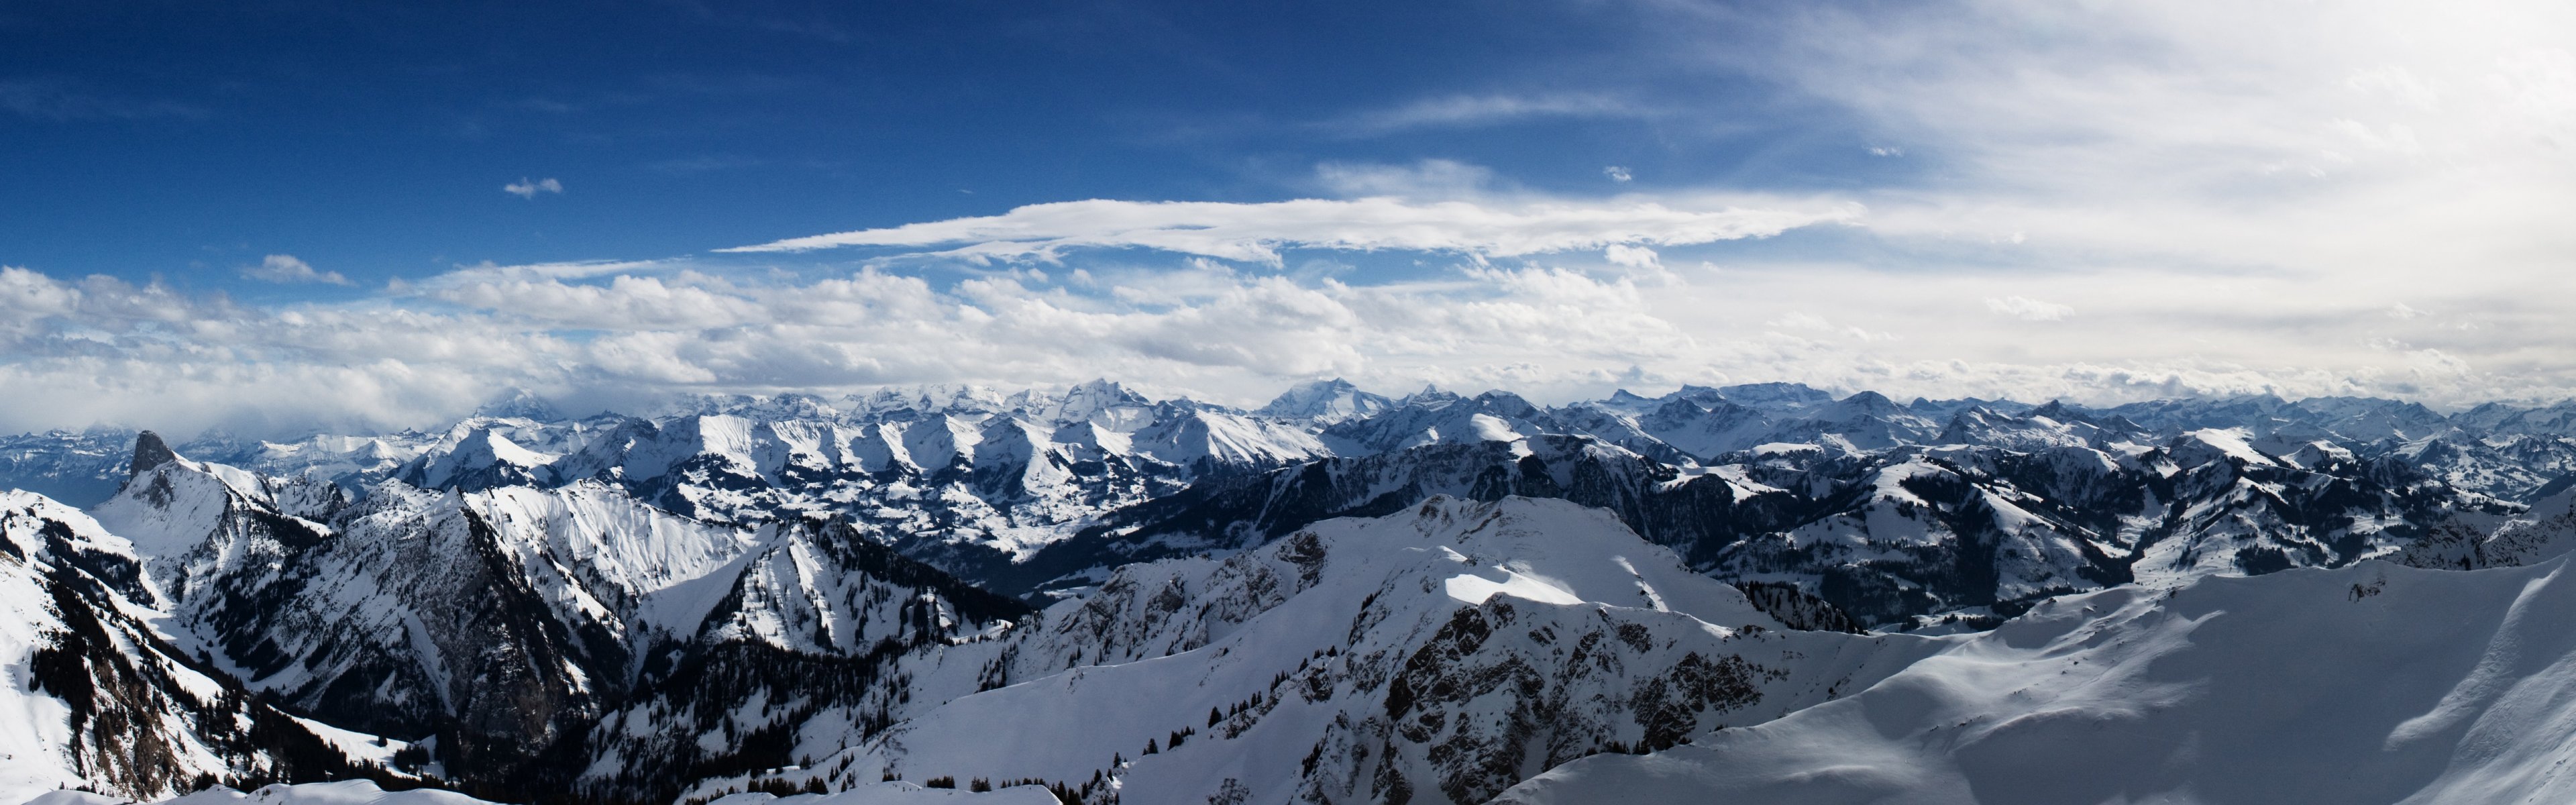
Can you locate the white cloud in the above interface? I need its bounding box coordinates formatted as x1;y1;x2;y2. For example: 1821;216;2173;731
1766;311;1832;331
1313;160;1497;199
721;195;1858;265
241;254;352;286
1985;295;2073;321
1603;166;1633;182
1603;244;1661;269
1727;0;2576;287
1328;93;1652;135
504;177;564;199
2;254;2573;438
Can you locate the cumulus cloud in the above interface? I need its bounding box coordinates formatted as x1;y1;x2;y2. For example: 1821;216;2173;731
1985;295;2072;321
241;254;352;286
504;177;564;198
1603;166;1633;182
1603;244;1661;270
722;195;1857;265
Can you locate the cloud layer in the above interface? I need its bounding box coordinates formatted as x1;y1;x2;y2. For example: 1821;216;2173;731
3;236;2562;441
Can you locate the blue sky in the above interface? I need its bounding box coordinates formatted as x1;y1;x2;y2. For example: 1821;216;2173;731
3;0;1858;290
4;0;2574;435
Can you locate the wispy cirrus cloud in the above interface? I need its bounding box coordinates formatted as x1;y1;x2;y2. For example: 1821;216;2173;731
721;195;1858;264
1322;93;1656;136
0;77;207;122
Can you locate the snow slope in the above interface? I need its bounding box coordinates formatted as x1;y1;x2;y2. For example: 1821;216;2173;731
1498;554;2576;804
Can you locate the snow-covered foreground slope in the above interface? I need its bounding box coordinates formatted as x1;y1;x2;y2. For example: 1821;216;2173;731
695;496;1945;805
0;492;421;804
1496;554;2576;805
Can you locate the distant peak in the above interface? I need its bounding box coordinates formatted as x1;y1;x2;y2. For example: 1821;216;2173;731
2027;400;2094;423
1402;384;1460;407
1260;378;1393;422
475;387;566;421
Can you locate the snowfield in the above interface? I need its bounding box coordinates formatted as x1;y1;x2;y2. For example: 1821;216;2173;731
1497;554;2576;804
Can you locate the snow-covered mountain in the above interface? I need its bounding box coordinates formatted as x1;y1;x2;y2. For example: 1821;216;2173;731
655;496;1943;805
13;379;2576;804
64;434;1027;798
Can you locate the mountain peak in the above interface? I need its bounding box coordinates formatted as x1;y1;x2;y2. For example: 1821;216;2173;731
1260;378;1395;423
2027;399;2096;424
1402;384;1461;408
1821;390;1904;418
128;430;180;481
1042;378;1155;425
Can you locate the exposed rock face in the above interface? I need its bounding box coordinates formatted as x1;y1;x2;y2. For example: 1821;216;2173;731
128;431;180;481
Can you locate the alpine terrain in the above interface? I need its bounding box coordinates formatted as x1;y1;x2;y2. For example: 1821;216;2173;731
8;380;2576;804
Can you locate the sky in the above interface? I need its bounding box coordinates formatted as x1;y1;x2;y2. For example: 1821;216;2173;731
3;0;2573;436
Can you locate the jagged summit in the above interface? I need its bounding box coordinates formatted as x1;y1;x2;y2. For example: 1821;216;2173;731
127;429;179;482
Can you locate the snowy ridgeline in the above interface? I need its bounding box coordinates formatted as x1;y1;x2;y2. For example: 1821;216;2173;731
9;379;2576;550
7;379;2575;635
12;380;2576;803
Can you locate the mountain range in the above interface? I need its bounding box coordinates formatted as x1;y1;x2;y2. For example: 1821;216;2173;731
8;378;2576;804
